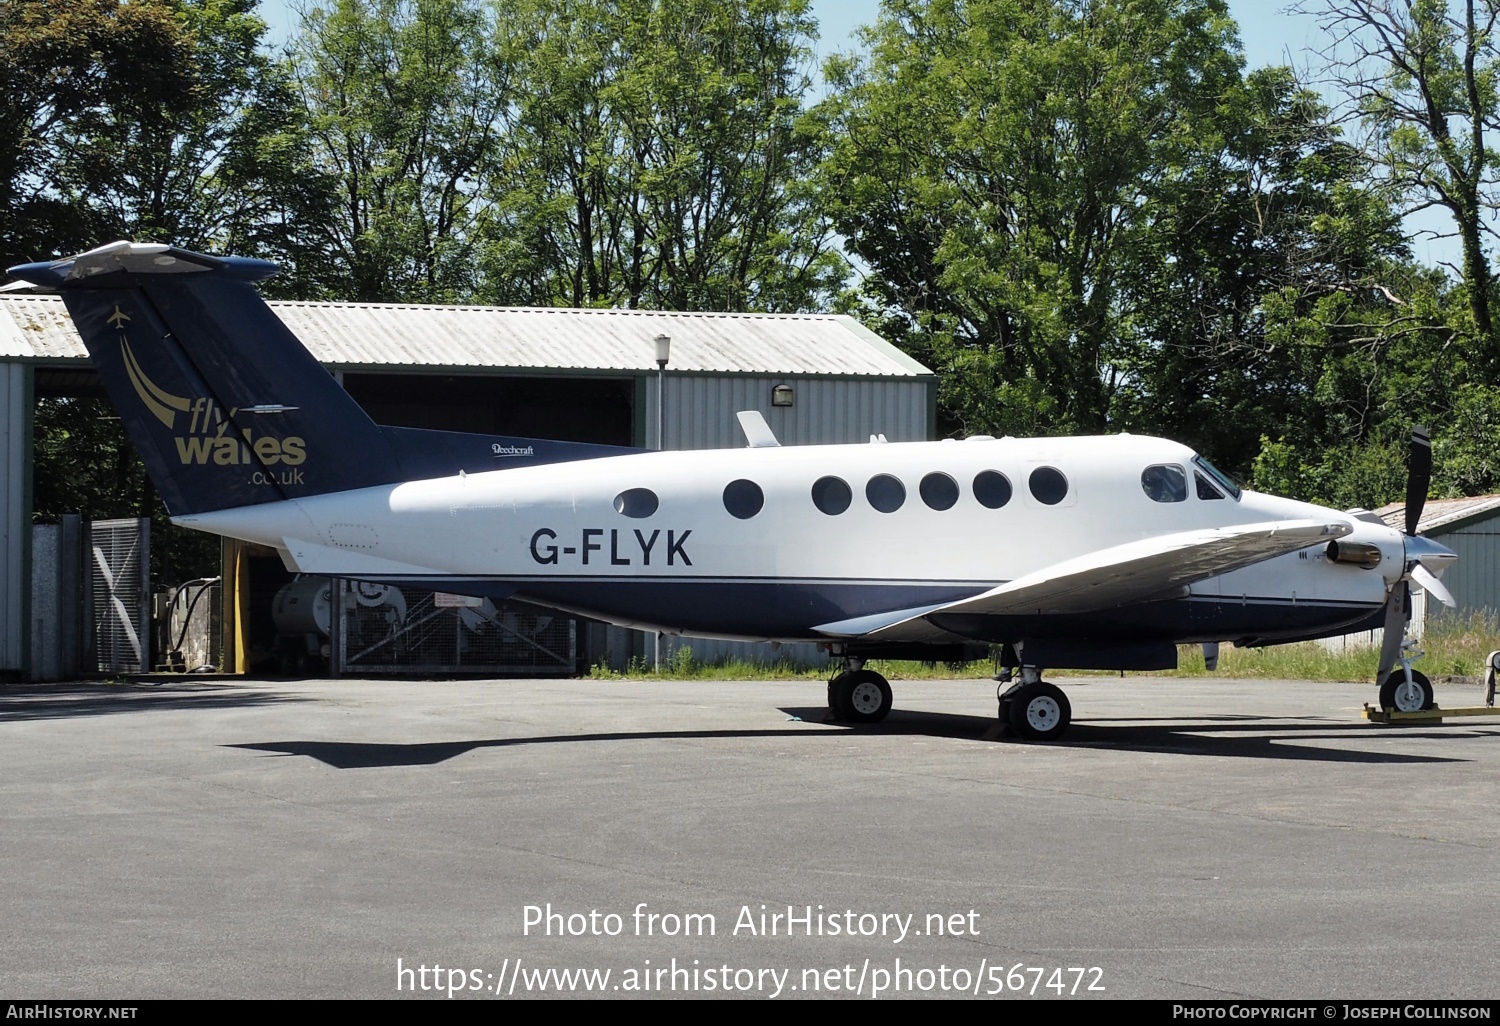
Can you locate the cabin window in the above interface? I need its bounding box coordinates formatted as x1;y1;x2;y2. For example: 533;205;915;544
919;472;959;510
1141;464;1187;503
811;476;852;515
613;488;659;518
973;470;1013;509
723;479;764;519
866;474;906;513
1195;472;1225;500
1028;467;1068;505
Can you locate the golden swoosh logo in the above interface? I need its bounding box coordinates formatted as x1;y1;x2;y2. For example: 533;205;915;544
120;339;191;428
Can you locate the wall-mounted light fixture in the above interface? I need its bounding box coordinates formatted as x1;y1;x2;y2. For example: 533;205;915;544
771;383;794;407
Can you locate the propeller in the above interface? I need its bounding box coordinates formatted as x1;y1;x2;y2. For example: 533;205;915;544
1405;425;1431;537
1375;425;1457;682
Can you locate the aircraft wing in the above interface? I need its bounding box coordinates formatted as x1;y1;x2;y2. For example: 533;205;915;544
815;518;1351;641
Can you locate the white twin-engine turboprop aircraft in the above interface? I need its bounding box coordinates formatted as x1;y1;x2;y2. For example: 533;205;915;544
7;242;1460;740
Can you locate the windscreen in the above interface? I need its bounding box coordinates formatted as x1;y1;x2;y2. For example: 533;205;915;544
1191;455;1242;500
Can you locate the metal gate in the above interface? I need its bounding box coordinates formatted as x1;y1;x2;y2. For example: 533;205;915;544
334;581;575;676
90;518;150;674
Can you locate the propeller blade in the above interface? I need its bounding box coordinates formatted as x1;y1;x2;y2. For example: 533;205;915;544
1410;562;1456;607
0;279;35;292
1375;583;1408;682
1405;425;1431;536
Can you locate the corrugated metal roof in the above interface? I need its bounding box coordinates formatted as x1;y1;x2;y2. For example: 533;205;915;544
0;294;933;378
0;296;82;361
1376;494;1500;534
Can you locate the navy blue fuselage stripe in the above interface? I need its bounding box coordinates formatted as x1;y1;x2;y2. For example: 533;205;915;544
342;575;1382;644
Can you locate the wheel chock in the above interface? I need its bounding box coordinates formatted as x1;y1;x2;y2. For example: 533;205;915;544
1363;703;1500;725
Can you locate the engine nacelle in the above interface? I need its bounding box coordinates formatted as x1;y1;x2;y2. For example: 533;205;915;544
1326;539;1382;569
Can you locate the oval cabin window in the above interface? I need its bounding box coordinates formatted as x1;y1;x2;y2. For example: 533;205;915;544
613;488;659;518
972;470;1013;509
722;479;764;519
1028;467;1068;505
919;472;959;511
811;476;852;515
866;474;906;513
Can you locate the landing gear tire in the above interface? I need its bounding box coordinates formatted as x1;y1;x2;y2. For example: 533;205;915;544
828;675;853;721
1006;681;1071;741
830;670;892;724
1379;669;1434;713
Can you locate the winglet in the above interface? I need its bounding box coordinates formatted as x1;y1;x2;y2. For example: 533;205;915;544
736;410;780;448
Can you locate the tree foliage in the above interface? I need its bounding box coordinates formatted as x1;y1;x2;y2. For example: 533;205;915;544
0;0;193;264
817;0;1250;436
291;0;512;301
1295;0;1500;360
478;0;842;311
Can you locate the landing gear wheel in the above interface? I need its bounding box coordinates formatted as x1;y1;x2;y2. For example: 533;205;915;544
1006;682;1071;741
1379;669;1434;712
828;674;853;721
832;670;892;724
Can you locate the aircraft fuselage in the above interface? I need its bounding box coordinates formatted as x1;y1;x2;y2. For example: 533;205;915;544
182;433;1402;646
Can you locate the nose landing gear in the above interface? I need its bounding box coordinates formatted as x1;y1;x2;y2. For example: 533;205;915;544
1378;638;1436;713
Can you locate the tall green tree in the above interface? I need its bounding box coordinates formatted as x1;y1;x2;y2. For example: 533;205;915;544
479;0;844;312
1295;0;1500;360
1114;66;1453;485
817;0;1250;436
67;0;337;292
0;0;193;264
291;0;515;301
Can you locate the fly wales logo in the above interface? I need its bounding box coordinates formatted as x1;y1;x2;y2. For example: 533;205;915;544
112;305;307;473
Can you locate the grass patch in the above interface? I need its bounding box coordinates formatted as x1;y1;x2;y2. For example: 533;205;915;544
586;609;1500;683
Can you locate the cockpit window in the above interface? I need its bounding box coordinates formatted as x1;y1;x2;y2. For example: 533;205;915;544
1192;455;1242;499
1141;465;1187;503
1195;472;1225;500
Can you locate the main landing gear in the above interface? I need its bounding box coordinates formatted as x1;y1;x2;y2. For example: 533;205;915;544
827;657;893;724
997;664;1073;741
823;650;1075;740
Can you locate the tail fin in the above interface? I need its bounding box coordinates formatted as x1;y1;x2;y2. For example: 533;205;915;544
9;242;632;515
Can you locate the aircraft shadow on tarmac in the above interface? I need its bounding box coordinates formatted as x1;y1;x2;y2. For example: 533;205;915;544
0;682;302;722
229;706;1483;768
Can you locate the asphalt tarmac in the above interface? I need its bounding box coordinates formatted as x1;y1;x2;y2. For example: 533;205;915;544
1;674;1497;1000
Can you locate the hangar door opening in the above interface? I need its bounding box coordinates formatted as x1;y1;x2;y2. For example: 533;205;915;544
341;373;635;446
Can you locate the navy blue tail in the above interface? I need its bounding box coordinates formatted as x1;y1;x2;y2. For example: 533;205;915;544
8;242;634;515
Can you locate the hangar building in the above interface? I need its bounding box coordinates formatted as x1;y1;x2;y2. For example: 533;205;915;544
1378;495;1500;636
0;294;937;679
